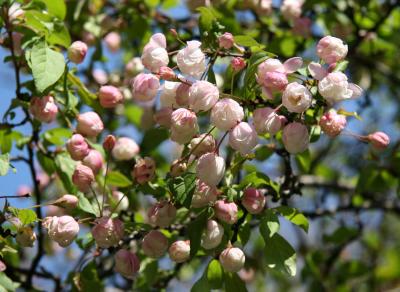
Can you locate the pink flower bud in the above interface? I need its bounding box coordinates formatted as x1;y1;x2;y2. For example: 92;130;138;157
169;240;190;263
211;98;244;131
177;40;206;78
282;82;312;113
132;157;156;184
142;230;169;258
253;107;283;135
66;134;90;161
282;122;309;154
112;137;140;161
104;32;121;52
92;69;108;85
170;159;187;177
98;85;123;108
170;108;199;144
229;122;258;155
29;96;58;123
72;164;95;192
82;149;103;174
16;226;36;247
91;217;124;248
148;201;177;228
54;194;79;209
191;180;218;208
16;185;31;197
114;249;140;279
0;260;6;272
175;83;190;106
158;66;176;80
214;200;238;224
319;110;347;137
196;153;225;187
367;131;390;150
103;135;116;152
154;107;173;128
201;220;224;249
257;59;288;91
141;33;169;73
43;215;79;247
317;35;348;64
190;134;216;157
76;112;104;138
219;32;234;49
188;81;219;112
242;187;265;214
131;73;160;102
68;41;88;64
281;0;303;21
219;247;245;272
231;57;246;72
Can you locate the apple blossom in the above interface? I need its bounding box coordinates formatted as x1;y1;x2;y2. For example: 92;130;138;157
91;217;124;248
29;96;58;123
189;134;216;157
191;180;219;208
142;230;169;258
98;85;124;108
170;159;187;177
282;82;312;113
242;188;266;214
318;72;362;103
160;81;179;108
68;41;88;64
125;57;144;76
253;107;283;135
201;220;224;249
112;137;140;161
131;73;160;102
82;149;104;174
54;194;79;209
175;83;190;106
66;134;90;161
76;112;104;138
170;108;199;144
148;201;177;228
319;109;347;137
229;122;258;155
219;247;246;272
158;66;176;80
196;153;225;186
214;200;238;224
210;98;244;131
104;32;121;52
141;33;169;73
176;40;206;78
72;164;95;192
169;240;190;263
219;32;234;49
317;36;348;64
132;157;156;184
367;132;390;150
188;80;219;112
281;0;303;21
114;249;140;279
231;57;246;72
282;122;309;154
43;216;79;247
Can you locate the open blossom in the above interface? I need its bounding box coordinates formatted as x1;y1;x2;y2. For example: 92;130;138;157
253;107;283;135
367;132;390;150
29;96;58;123
98;85;123;108
231;57;246;72
8;3;24;21
104;32;121;52
282;82;312;113
169;240;190;263
131;73;160;102
132;157;156;184
43;216;79;247
68;41;88;64
282;122;309;154
142;230;168;258
211;98;244;131
16;227;36;247
170;108;198;144
141;33;169;73
191;180;219;208
154;107;173;128
160;81;179;108
76;112;104;137
317;36;348;64
219;32;234;49
82;149;103;174
201;220;224;249
219;247;245;272
242;188;266;214
92;217;124;248
281;0;304;21
115;249;140;279
66;134;90;161
189;134;216;157
188;81;219;112
318;72;362;103
214;200;238;224
196;153;225;187
148;201;176;228
229;122;258;155
177;40;206;78
112;137;139;161
319;109;347;137
72;164;94;192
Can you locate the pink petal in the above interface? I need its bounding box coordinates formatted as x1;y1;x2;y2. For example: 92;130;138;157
348;83;363;98
150;33;166;48
283;57;303;73
308;62;328;80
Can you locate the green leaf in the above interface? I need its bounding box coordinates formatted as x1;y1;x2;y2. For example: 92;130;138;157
125;104;143;128
333;60;349;72
0;130;12;154
240;172;271;188
0;273;19;292
48;25;71;48
16;209;37;225
224;272;247;292
323;227;358;245
0;154;10;176
67;72;98;106
75;261;104;291
43;128;72;146
107;171;133;188
29;41;65;92
234;35;263;47
76;192;98;216
295;150;311;173
275;206;309;232
207;260;223;289
168;173;197;208
42;0;67;19
191;273;210;292
262;209;280;237
188;210;208;257
141;128;169;154
260;224;297;276
37;151;57;174
55;152;77;193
